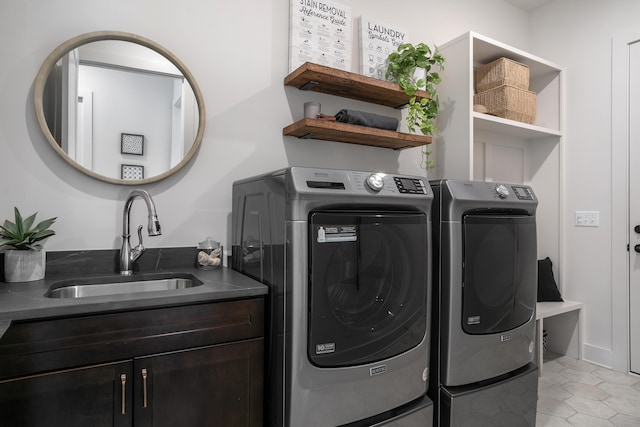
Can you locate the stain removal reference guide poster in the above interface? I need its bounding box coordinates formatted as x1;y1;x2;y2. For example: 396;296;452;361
289;0;353;73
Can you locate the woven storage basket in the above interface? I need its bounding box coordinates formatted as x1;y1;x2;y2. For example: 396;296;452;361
473;84;537;124
475;57;530;93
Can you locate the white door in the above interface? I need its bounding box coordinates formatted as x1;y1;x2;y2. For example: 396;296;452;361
628;39;640;375
76;89;94;170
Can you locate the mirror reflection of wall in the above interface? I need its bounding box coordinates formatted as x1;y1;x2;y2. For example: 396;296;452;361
79;64;175;178
37;34;203;184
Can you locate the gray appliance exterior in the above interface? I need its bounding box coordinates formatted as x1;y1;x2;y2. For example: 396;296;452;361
440;363;538;426
431;179;538;386
429;179;539;427
366;395;434;426
232;167;434;427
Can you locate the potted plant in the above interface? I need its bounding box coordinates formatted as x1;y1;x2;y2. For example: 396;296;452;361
0;207;56;282
386;42;445;171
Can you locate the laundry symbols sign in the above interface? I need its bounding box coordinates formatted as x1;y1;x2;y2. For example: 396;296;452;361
358;15;408;80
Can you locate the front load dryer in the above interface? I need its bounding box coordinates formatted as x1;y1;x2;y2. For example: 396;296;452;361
232;167;434;427
428;179;539;427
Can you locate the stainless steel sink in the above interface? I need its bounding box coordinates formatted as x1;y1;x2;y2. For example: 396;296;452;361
45;273;203;299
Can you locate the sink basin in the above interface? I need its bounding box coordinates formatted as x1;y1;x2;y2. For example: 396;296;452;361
44;273;203;299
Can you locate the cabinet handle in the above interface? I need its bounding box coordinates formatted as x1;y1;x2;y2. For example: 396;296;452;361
142;368;148;408
120;374;127;415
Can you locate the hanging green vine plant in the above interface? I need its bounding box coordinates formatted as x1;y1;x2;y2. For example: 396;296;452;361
386;42;445;171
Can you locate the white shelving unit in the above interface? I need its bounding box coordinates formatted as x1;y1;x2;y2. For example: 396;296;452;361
435;31;572;360
435;31;563;177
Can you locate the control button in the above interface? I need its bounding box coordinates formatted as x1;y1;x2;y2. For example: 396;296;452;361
496;184;510;199
366;173;385;192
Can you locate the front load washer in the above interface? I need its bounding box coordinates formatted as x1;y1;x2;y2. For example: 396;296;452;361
428;179;539;427
232;167;434;427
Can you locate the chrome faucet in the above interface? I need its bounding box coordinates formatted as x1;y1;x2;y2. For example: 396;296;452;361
120;189;162;275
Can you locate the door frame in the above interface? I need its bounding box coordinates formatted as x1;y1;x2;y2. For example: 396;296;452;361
611;30;640;374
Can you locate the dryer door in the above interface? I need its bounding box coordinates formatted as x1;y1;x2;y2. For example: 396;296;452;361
308;210;428;367
461;213;536;335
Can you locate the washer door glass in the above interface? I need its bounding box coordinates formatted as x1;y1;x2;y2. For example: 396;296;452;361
308;210;428;367
461;214;536;334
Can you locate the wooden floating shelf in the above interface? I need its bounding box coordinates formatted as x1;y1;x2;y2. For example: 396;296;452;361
283;119;431;150
284;62;429;108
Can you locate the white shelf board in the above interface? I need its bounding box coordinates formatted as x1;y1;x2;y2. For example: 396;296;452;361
473;112;562;140
536;300;583;320
471;31;564;79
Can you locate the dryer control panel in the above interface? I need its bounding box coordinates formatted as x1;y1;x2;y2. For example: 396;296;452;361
492;183;535;200
435;179;537;205
511;185;535;200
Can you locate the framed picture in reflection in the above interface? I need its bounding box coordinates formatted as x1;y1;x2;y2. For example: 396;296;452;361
121;164;144;180
121;133;144;155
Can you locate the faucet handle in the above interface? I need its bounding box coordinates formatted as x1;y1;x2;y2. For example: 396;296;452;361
130;225;145;262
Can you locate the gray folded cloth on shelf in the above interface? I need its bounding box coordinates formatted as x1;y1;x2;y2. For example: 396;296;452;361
334;109;398;131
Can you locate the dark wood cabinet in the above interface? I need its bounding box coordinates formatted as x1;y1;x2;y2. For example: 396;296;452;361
134;339;263;427
0;298;264;426
0;361;132;427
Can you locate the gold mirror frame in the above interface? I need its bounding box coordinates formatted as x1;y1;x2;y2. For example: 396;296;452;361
33;31;206;185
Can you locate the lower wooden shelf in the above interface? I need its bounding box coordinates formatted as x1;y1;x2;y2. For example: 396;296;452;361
283;119;431;150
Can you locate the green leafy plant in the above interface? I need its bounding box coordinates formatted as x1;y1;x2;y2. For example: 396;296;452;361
0;207;56;250
421;147;434;171
386;42;445;171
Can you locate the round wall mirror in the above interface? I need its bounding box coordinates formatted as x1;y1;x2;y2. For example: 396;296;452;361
34;31;206;185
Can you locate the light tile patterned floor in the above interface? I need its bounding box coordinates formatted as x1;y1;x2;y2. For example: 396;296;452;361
537;352;640;426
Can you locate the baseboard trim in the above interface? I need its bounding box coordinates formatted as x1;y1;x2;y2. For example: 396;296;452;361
582;343;613;369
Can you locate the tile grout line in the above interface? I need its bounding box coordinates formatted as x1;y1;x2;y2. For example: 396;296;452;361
537;352;640;426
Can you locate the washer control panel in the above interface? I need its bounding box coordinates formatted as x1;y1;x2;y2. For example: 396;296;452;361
295;168;430;197
362;173;428;194
346;171;429;195
393;176;428;194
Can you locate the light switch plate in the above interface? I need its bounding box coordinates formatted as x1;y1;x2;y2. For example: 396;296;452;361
575;211;599;227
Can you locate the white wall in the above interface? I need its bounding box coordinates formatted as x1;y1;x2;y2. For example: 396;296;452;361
79;65;174;179
529;0;640;370
3;0;631;374
0;0;529;252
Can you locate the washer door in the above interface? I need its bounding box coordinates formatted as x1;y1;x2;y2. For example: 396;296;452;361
308;210;428;367
461;213;536;334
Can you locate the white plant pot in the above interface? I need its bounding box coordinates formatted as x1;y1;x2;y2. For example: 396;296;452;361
4;250;46;282
413;67;426;84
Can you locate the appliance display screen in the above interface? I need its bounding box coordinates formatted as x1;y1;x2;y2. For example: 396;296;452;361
398;178;417;190
512;186;534;200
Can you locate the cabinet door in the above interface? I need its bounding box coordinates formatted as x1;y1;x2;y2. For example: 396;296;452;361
0;361;132;427
134;338;263;427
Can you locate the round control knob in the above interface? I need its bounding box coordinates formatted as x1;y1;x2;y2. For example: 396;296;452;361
366;173;385;192
495;184;510;199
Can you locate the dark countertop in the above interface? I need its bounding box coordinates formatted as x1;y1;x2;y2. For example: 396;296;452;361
0;248;268;334
0;267;267;322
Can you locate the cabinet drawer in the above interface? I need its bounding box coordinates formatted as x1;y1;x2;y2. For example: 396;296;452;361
0;298;264;380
